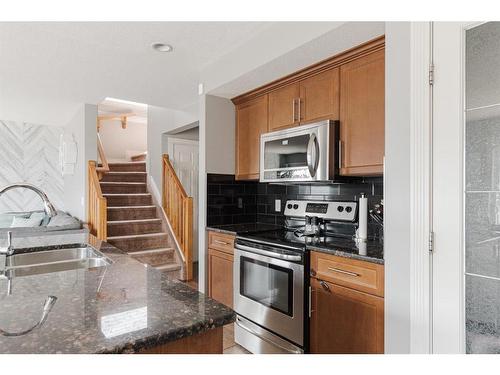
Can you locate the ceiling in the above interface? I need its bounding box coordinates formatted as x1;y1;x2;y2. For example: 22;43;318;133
98;98;148;124
0;22;341;127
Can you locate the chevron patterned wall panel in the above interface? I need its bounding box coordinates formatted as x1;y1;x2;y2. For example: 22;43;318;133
0;120;64;213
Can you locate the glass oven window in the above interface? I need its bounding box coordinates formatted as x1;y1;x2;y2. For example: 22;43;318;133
264;134;310;170
240;256;293;316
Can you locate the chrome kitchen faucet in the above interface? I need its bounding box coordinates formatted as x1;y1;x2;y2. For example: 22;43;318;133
0;183;58;218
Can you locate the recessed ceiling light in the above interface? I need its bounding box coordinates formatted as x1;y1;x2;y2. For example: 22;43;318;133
152;43;173;52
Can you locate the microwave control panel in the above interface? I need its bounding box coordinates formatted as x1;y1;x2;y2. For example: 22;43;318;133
284;200;358;222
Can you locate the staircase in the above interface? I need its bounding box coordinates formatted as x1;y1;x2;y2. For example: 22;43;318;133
100;161;183;278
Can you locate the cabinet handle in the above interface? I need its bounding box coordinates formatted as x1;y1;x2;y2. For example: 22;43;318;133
338;140;343;169
319;280;330;292
298;98;302;121
292;98;296;122
327;266;359;277
214;239;229;246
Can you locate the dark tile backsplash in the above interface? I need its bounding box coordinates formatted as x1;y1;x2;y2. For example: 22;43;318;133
207;174;383;234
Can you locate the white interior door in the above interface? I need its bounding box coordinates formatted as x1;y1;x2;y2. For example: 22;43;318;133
167;138;199;262
433;21;500;354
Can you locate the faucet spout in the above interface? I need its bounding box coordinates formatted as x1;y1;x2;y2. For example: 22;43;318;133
0;183;57;217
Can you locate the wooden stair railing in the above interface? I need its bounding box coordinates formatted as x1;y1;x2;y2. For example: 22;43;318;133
96;133;109;180
88;160;107;240
162;154;193;280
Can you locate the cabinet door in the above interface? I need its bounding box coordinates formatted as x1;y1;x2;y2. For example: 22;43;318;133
299;68;340;123
208;248;234;308
310;278;384;354
235;95;268;180
268;83;300;130
340;49;385;176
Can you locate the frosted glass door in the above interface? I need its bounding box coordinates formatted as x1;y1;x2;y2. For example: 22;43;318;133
465;22;500;353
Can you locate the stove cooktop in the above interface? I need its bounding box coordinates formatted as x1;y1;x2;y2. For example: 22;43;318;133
240;228;358;251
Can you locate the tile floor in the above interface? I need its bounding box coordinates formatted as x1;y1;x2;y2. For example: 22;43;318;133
223;323;250;354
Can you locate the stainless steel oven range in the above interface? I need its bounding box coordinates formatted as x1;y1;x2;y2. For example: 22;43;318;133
233;199;360;354
233;238;306;354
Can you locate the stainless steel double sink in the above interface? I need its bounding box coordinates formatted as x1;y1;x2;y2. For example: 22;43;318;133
2;245;113;278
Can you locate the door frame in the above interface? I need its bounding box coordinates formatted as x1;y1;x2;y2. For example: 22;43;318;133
166;136;200;269
407;22;433;354
431;21;484;354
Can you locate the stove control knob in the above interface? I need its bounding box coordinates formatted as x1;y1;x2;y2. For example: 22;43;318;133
287;204;292;209
345;206;352;213
293;204;299;210
337;206;344;212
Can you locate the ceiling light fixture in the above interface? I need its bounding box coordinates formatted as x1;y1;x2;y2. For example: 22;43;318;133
152;43;173;52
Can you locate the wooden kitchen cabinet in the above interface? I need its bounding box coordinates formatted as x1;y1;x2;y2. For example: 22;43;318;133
299;68;340;124
340;49;385;176
310;250;384;354
268;69;340;131
207;231;235;308
268;83;300;131
310;277;384;354
232;36;385;180
235;95;268;180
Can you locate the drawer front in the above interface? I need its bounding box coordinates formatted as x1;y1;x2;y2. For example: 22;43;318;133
208;231;235;254
311;251;384;297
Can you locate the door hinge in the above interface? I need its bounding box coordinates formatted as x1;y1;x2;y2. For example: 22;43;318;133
429;231;434;253
308;285;312;318
429;64;435;86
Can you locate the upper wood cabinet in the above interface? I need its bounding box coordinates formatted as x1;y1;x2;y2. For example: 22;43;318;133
268;83;300;130
235;95;268;180
299;68;340;124
232;35;385;180
340;49;385;176
268;69;340;131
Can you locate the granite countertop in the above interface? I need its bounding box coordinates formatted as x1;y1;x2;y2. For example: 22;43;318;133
306;239;384;265
207;224;383;264
0;232;234;354
206;223;282;236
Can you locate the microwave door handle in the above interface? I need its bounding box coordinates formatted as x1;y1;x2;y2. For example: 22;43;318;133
306;133;319;177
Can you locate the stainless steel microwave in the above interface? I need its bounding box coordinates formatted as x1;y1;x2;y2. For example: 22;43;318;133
260;120;340;183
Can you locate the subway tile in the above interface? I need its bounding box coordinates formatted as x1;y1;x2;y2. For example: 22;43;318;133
256;214;277;224
245;184;257;195
257;184;267;195
207;184;220;195
310;185;339;195
207;174;235;184
267;184;287;195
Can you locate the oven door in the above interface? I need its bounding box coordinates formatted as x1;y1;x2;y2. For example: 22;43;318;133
233;245;304;346
259;120;333;183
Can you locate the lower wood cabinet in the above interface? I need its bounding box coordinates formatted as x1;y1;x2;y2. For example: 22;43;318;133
208;248;234;308
207;231;235;308
310;277;384;354
310;251;384;354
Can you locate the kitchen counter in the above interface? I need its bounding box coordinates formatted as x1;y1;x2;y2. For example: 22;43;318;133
207;224;383;265
0;232;234;354
306;239;384;265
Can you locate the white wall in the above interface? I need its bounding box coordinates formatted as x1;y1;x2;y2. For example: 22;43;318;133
197;94;235;292
99;119;147;161
63;104;97;220
384;22;412;353
0;120;64;213
205;96;235;174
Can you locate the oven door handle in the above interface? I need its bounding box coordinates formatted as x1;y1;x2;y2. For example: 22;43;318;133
235;316;302;354
306;133;320;177
235;244;302;262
